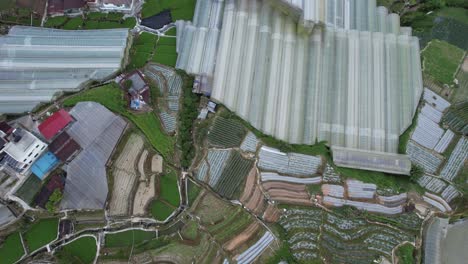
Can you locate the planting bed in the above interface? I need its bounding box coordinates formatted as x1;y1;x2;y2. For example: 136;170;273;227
208;117;246;148
109;134;144;216
278;207;419;263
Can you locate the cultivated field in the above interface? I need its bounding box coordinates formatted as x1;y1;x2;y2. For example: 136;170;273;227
105;230;156;248
24;218;58;252
208;117;247;148
133;174;156;216
278;207;421;263
109;134;144;216
55;236;97;264
422;40;465;85
0;232;25;264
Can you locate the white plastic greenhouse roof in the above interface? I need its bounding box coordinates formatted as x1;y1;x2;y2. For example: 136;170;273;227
332;146;411;175
0;26;129;114
60;102;127;210
176;0;423;154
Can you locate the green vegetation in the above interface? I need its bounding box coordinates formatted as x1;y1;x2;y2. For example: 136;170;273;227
127;33;157;71
0;0;15;11
214;151;254;199
141;0;197;20
46;189;63;213
24;218;59;252
150;200;174;221
0;232;25;264
178;71;199;168
208;117;246;148
152;36;177;67
266;225;296;264
44;13;136;30
55;236;97;264
443;102;468;134
44;16;68;28
399;110;419;154
181;220;198;240
63;83;175;159
14;175;41;205
159;169;180;206
396;243;415;264
102;238;169;260
219;109;331;159
62;17;84;30
421;40;465;85
105;230;156;248
187;179;201;205
437;7;468;24
337;167;424;194
165;27;177;36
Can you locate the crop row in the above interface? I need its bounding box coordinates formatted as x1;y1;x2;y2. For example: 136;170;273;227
208;117;246;148
213;151;254;199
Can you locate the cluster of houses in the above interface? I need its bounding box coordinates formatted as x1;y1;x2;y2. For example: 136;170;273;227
0;109;79;181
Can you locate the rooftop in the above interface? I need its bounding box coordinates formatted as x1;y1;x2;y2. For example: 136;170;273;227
38;109;73;140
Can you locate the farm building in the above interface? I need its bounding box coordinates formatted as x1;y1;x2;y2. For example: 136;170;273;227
0;127;47;174
48;132;80;162
176;0;423;154
38;109;74;141
331;146;412;175
0;26;129;113
60;102;127;210
31;152;59;179
34;174;65;208
119;70;150;110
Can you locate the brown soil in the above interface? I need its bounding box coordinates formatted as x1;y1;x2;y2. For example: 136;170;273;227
245;187;266;215
267;189;310;200
271;196;313;206
262;181;307;192
223;222;260;252
240;167;257;203
263;204;281;223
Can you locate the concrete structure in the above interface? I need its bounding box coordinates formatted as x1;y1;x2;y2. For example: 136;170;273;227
0;127;47;174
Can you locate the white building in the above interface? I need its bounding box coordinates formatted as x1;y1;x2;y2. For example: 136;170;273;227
0;128;47;174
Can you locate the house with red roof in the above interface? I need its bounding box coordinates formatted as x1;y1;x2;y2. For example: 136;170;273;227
38;109;74;141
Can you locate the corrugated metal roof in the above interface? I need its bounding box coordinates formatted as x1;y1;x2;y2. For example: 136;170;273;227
38;109;73;140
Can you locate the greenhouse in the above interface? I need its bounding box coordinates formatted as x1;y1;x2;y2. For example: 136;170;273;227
0;26;129;113
331;146;411;175
176;0;423;153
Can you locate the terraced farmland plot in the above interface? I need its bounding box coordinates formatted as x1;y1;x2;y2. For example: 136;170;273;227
421;40;465;85
105;230;156;248
55;236;97;264
278;207;419;264
208;117;247;148
213;151;254;199
109;134;144;216
443;102;468;134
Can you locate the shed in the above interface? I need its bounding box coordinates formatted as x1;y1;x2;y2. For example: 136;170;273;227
31;152;59;179
38;109;73;140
